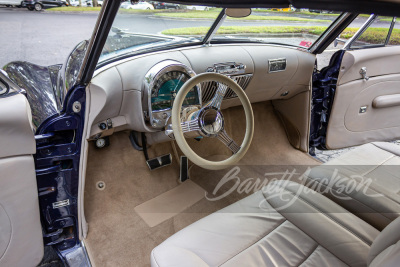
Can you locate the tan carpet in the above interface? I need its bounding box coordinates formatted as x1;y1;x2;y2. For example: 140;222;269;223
134;180;205;227
84;101;320;267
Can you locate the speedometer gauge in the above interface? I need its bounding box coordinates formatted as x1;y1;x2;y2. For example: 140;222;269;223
151;71;194;110
143;60;201;129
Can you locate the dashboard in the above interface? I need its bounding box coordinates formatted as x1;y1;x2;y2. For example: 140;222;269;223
88;44;316;142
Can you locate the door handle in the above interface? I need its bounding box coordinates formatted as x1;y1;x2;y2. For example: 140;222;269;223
360;67;370;81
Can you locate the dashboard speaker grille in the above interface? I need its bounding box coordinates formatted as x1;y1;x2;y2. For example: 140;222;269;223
200;74;253;103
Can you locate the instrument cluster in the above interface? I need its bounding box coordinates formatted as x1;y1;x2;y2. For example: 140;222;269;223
142;60;201;129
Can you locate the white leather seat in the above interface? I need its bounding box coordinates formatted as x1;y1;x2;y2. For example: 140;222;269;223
151;181;388;267
305;142;400;230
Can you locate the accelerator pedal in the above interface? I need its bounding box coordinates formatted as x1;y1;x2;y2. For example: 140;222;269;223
180;156;189;182
140;132;172;171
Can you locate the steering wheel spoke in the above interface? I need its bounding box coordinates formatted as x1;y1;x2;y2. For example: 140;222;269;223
217;130;241;154
208;83;228;110
181;119;200;133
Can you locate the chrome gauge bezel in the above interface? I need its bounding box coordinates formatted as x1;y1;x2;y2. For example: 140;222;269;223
143;60;201;129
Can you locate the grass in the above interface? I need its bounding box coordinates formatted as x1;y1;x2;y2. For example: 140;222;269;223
47;6;102;12
254;9;340;16
47;6;164;13
162;26;400;45
162;26;328;35
342;27;400;45
380;18;395;22
154;11;331;22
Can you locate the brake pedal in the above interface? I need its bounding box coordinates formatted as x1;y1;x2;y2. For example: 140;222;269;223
146;154;172;171
180;156;189;182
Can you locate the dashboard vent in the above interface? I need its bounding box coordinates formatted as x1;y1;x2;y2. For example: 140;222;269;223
201;74;253;103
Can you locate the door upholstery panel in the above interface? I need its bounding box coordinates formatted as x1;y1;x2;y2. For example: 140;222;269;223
0;94;43;267
326;47;400;149
337;46;400;85
0;94;35;158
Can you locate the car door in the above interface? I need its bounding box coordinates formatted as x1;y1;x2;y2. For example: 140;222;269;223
42;0;56;8
312;15;400;150
0;73;44;266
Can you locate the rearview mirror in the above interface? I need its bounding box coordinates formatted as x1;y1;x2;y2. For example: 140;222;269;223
226;8;252;18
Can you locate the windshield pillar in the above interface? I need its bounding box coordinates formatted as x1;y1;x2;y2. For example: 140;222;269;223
203;8;227;45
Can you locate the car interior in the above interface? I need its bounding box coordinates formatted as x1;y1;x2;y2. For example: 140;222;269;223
1;3;400;267
76;9;400;267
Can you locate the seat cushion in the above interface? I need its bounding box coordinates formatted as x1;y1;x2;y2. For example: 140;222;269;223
305;142;400;230
151;181;379;267
368;217;400;266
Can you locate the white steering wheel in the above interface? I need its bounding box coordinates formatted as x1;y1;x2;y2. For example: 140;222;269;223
171;72;254;170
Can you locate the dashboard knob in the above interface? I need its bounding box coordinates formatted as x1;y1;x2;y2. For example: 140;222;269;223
206;67;215;73
98;122;107;130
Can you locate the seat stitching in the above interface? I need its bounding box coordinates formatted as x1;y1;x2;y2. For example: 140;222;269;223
304;176;395;222
361;155;395;177
298;246;348;267
307;168;400;206
151;250;161;267
372;143;400;157
278;187;374;246
218;219;287;266
262;191;354;266
297;244;319;266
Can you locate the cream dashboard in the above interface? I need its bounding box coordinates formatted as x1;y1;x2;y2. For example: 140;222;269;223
87;44;315;143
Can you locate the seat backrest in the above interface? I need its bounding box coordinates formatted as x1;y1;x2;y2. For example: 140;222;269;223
368;217;400;266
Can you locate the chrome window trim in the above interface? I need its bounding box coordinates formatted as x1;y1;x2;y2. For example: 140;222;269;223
0;77;10;97
343;14;377;50
385;17;397;45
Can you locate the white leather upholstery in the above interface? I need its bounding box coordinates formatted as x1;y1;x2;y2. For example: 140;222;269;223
369;217;400;266
305;142;400;230
151;181;380;267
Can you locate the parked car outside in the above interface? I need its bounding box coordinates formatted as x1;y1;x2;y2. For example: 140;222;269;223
121;1;154;10
185;5;209;10
0;0;23;7
86;0;103;7
70;0;87;7
153;1;181;9
119;0;130;9
22;0;68;11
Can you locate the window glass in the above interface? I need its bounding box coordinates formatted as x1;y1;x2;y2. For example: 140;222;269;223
388;18;400;45
214;8;339;48
99;5;343;65
99;3;219;64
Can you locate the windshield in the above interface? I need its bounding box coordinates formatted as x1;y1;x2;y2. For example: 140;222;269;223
99;3;340;65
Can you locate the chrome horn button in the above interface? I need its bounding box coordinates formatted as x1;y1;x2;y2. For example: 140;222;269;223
199;107;224;137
